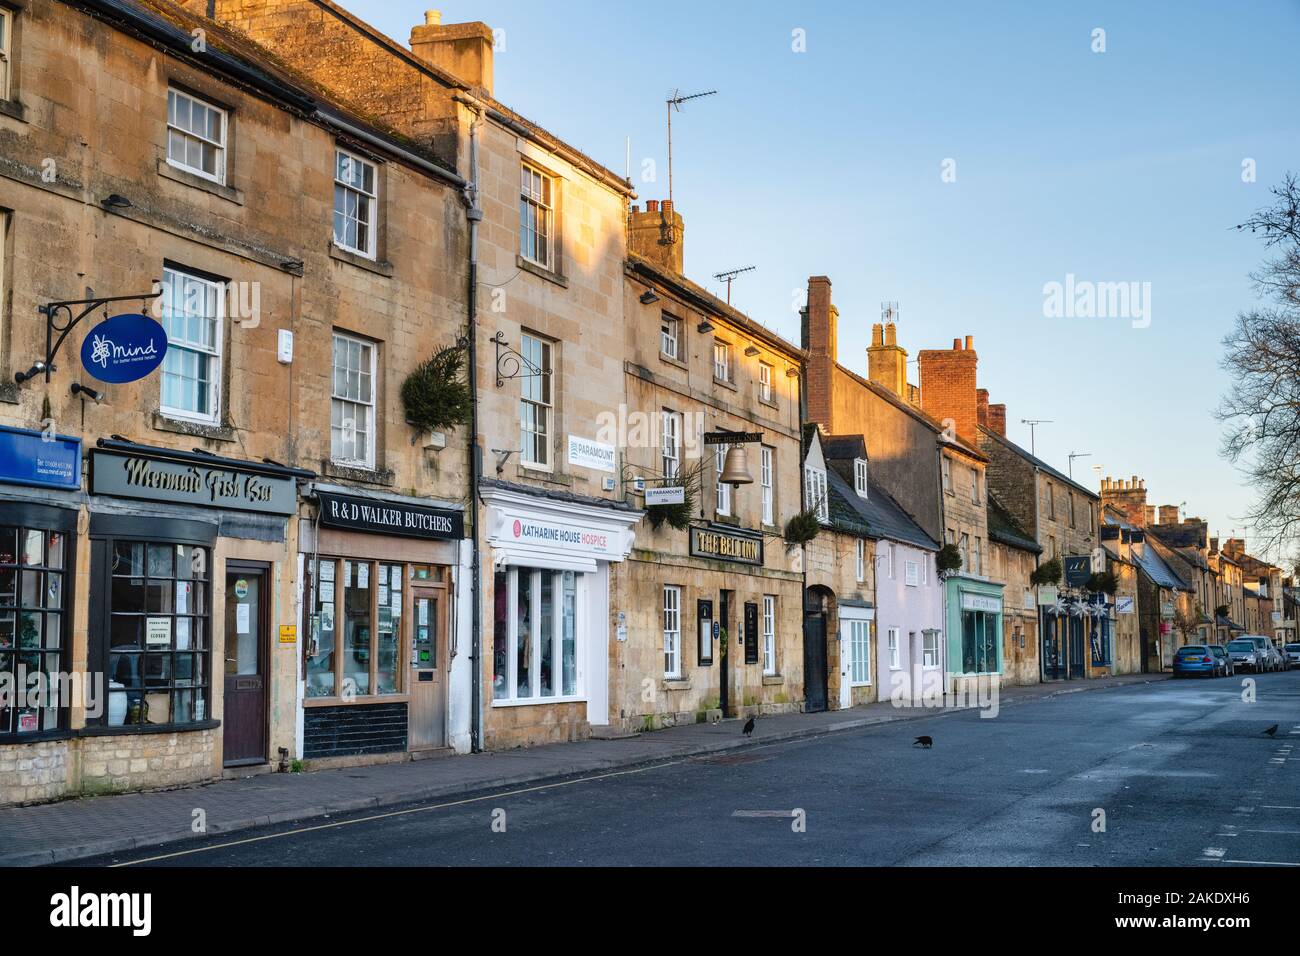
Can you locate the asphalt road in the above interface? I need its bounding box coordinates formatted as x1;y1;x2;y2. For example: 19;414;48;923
85;673;1300;867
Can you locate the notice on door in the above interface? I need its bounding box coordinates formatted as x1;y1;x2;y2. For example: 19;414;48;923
236;603;251;634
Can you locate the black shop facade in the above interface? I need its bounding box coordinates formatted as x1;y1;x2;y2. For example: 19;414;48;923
299;486;465;764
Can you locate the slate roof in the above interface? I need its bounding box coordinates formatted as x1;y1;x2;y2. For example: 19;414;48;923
826;468;939;552
978;425;1098;499
1102;513;1190;590
987;493;1040;553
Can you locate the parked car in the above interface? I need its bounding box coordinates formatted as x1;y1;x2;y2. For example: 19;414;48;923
1286;643;1300;666
1173;645;1219;678
1271;643;1292;671
1208;644;1234;677
1226;638;1268;672
1245;636;1283;672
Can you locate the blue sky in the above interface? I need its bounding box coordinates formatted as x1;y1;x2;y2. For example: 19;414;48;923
365;1;1300;550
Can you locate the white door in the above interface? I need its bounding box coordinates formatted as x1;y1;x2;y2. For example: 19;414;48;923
839;619;854;709
839;613;873;709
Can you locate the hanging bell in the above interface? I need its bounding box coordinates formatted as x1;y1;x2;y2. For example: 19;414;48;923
719;444;753;485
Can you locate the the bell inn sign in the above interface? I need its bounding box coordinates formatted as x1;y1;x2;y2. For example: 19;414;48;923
689;525;764;566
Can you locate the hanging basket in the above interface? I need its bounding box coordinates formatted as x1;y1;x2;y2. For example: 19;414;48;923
401;344;471;434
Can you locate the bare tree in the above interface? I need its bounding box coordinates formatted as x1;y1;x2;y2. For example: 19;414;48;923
1219;173;1300;554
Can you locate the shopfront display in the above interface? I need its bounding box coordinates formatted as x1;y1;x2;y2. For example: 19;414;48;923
302;488;462;758
945;578;1005;680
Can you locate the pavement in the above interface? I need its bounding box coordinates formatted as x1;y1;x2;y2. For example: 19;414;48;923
1;673;1167;866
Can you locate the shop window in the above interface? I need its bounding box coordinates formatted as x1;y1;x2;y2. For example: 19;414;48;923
762;595;776;676
98;539;212;727
0;524;72;738
306;559;403;699
960;609;999;675
160;266;223;424
493;566;580;702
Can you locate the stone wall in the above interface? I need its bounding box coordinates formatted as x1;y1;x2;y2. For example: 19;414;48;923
0;739;70;806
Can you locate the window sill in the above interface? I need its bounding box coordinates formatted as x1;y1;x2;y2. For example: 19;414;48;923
713;513;739;526
0;728;72;745
158;159;243;205
516;255;568;288
491;695;586;708
761;674;783;686
330;243;394;277
517;465;571;487
661;678;692;691
0;98;26;123
78;719;220;738
659;351;688;372
713;376;738;393
321;460;395;487
758;396;779;411
152;413;235;443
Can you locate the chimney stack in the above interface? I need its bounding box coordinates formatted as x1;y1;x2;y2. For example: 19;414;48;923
976;389;990;428
410;11;495;95
918;336;978;442
987;403;1006;437
801;276;837;428
1100;474;1148;528
867;310;908;398
628;200;685;275
1158;504;1181;526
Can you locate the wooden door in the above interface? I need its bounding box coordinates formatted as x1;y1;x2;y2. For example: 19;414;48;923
407;582;448;751
223;563;268;766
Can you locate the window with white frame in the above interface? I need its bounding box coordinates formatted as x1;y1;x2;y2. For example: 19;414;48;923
960;532;970;570
715;445;731;516
166;88;226;184
519;333;552;468
0;8;12;101
887;542;895;579
663;585;682;678
713;341;731;383
762;595;776;675
804;465;828;522
905;560;919;587
758;362;773;402
160;266;223;423
923;630;940;668
856;539;865;582
491;567;582;702
972;537;982;575
660;313;680;360
333;148;378;258
661;409;680;479
520;163;553;268
942;455;952;494
330;332;376;468
854;458;869;498
888;627;900;670
971;469;980;504
849;619;871;684
761;446;774;525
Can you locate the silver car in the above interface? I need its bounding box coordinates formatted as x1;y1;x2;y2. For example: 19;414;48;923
1286;643;1300;666
1226;638;1267;672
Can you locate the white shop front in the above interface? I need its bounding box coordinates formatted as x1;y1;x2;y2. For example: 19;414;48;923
481;484;639;731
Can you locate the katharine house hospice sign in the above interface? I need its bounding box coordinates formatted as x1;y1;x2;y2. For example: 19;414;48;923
317;490;464;540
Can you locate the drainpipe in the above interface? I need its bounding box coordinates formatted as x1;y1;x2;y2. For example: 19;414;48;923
458;95;485;752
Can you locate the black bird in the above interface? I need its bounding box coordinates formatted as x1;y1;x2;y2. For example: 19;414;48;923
913;735;933;749
1264;724;1279;737
742;716;755;737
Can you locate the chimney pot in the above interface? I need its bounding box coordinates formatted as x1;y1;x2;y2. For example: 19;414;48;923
425;9;441;25
953;338;961;350
646;200;659;212
965;335;973;351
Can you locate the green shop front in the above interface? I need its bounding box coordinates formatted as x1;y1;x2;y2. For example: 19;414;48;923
944;575;1005;689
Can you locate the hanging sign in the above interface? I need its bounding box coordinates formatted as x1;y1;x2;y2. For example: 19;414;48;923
1063;555;1092;587
1037;586;1059;606
80;313;168;384
645;486;686;506
703;431;764;446
1115;596;1135;615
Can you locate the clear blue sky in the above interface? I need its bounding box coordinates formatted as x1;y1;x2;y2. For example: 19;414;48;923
364;1;1300;551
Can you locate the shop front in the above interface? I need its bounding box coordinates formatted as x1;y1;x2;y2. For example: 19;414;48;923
945;576;1005;693
480;482;640;750
299;486;465;764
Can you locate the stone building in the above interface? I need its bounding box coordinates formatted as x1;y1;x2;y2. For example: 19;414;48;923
987;494;1041;686
615;210;805;732
0;0;470;805
978;419;1103;681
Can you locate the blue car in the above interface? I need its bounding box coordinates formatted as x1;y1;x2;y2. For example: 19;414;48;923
1173;645;1219;677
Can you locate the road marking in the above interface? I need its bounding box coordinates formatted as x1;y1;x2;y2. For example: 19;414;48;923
1241;829;1300;835
1262;806;1300;810
732;810;797;818
1202;847;1226;858
111;759;687;866
1221;859;1300;867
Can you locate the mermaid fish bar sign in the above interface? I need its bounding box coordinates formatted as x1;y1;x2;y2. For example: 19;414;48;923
80;313;168;384
91;450;297;515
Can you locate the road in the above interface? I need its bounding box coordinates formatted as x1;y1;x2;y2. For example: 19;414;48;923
84;673;1300;867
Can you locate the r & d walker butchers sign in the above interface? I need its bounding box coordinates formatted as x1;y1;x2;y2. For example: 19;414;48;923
318;490;463;540
92;450;296;514
689;525;764;566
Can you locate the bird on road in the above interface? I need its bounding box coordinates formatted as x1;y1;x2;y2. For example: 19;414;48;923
913;735;933;749
742;716;755;737
1264;724;1279;737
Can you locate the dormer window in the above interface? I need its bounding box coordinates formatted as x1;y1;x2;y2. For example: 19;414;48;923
854;458;869;499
